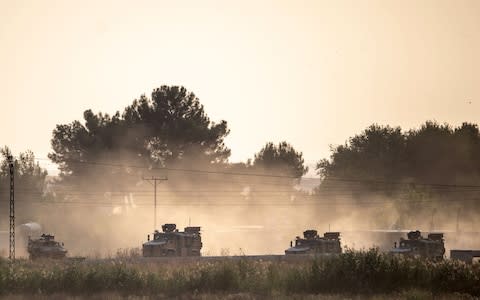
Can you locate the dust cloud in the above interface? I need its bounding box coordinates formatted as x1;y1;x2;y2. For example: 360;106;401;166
4;161;480;258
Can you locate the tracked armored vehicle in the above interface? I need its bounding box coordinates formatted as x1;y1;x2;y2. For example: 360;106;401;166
142;224;202;257
27;234;67;259
285;230;342;255
390;230;445;260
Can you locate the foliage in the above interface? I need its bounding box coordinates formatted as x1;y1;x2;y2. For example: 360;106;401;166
47;86;311;203
318;121;480;186
48;86;230;180
253;142;308;179
318;124;405;182
1;249;479;297
0;147;49;222
0;147;48;188
316;121;480;216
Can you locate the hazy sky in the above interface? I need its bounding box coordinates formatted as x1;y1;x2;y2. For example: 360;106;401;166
1;0;479;174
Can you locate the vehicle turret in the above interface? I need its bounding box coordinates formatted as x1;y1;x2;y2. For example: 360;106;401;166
324;232;340;239
303;230;318;239
427;233;444;241
407;230;422;240
162;223;177;233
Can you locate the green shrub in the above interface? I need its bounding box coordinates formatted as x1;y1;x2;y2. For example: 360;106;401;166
0;249;479;297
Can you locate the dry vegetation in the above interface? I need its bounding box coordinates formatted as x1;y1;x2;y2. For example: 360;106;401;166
1;249;479;298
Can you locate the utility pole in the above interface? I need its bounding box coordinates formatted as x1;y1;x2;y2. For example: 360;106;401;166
8;155;15;260
456;207;461;233
143;176;167;231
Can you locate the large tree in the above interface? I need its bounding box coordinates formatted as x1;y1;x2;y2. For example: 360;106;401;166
253;141;308;179
315;121;480;223
404;121;480;185
48;86;230;190
318;124;406;180
318;121;480;187
122;86;230;167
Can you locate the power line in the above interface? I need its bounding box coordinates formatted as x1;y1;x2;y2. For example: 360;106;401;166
65;159;301;179
29;157;301;179
7;193;480;205
5;185;480;194
11;156;480;192
5;155;478;187
11;199;476;207
3;187;480;199
35;157;480;189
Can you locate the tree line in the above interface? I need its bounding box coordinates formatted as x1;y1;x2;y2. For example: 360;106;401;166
2;85;480;209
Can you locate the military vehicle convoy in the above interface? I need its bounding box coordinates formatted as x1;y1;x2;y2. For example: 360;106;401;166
285;230;342;255
27;234;67;259
21;225;447;260
390;230;445;260
142;223;202;257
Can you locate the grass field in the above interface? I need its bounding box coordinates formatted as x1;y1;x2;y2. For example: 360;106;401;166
0;249;479;298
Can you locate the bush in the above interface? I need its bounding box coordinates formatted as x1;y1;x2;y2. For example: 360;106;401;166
0;249;479;297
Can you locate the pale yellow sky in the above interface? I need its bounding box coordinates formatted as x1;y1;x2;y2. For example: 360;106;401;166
1;0;479;173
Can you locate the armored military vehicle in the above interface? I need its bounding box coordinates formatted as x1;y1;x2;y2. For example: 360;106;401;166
390;230;445;260
142;224;202;257
285;230;342;255
27;234;67;259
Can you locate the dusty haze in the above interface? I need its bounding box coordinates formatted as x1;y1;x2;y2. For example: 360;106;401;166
1;0;480;258
9;171;480;258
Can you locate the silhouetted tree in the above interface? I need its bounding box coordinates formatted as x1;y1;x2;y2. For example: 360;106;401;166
315;121;480;218
122;86;230;167
253;141;308;180
318;124;406;180
0;147;48;192
48;86;230;191
405;121;480;185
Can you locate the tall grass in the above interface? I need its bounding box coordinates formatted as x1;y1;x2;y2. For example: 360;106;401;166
0;249;479;297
